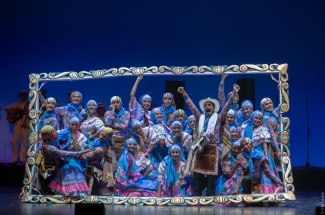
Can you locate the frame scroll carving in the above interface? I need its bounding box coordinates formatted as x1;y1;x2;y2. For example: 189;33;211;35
20;63;295;205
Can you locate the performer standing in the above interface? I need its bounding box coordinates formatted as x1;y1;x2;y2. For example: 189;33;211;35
41;91;85;129
260;97;282;172
104;96;130;161
38;97;59;131
80;100;105;144
177;84;240;196
5;90;30;165
159;93;176;124
129;75;152;127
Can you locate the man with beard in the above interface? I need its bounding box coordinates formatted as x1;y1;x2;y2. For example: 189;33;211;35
177;84;240;196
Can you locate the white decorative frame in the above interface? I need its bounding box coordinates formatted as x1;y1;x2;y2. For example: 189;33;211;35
20;63;294;205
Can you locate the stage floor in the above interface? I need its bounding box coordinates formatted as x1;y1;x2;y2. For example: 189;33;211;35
0;186;322;215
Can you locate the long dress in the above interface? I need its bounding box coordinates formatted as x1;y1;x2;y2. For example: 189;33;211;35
116;151;158;197
215;151;248;195
48;132;89;197
241;149;283;194
251;126;281;193
158;160;192;197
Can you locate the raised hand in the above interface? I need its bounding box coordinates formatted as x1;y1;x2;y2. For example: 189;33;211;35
109;105;115;111
233;84;240;93
221;74;228;81
177;87;186;95
137;75;144;81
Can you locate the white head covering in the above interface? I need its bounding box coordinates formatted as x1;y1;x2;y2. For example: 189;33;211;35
260;97;272;110
45;97;57;105
70;91;82;100
110;96;122;104
227;109;235;116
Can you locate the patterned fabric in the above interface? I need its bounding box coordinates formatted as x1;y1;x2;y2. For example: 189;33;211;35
55;105;85;129
263;105;281;149
129;97;152;127
104;108;130;138
166;131;192;159
158;146;192;197
242;148;282;194
39;111;59;131
115;139;158;197
80;117;105;136
159;94;176;124
46;140;90;197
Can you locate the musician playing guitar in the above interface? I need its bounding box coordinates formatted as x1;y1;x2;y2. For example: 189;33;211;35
5;90;30;165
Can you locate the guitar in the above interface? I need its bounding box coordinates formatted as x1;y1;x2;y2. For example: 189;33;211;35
5;107;23;123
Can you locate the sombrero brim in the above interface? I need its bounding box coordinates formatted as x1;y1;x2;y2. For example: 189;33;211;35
199;98;220;113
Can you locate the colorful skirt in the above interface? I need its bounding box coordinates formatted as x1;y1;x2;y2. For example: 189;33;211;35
49;158;90;197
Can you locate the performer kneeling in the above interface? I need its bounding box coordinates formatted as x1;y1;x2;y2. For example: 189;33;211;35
239;137;283;194
39;125;90;197
115;138;158;197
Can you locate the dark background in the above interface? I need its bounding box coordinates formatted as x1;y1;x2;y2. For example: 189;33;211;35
0;0;324;167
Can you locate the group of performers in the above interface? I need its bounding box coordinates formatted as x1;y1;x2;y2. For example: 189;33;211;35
30;74;284;200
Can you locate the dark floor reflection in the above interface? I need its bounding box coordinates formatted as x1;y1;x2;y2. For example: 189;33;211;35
0;186;321;215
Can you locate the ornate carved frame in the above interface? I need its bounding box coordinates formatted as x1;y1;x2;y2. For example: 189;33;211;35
20;63;294;205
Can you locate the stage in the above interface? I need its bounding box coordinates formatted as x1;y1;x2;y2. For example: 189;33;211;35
0;164;323;215
0;186;322;215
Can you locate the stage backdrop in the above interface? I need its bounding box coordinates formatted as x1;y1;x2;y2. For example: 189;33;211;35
0;1;324;167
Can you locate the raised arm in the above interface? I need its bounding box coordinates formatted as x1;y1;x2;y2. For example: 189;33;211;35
218;74;228;110
130;75;143;110
177;87;201;120
44;145;83;158
220;84;240;122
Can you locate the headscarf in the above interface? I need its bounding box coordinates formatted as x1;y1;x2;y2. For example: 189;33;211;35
130;120;142;144
110;96;125;124
260;97;280;123
40;98;57;128
241;137;264;177
163;144;181;193
110;96;122;105
241;100;253;109
227;109;235;116
57;116;80;150
173;109;188;130
229;126;238;133
185;115;196;135
243;110;263;139
139;94;152;103
160;93;176;122
40;125;54;140
150;108;164;125
81;100;98;121
67;92;83;119
92;128;112;147
118;138;140;179
169;121;186;159
227;91;239;111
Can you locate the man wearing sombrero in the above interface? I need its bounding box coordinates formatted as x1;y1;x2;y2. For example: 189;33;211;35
177;83;240;196
5;90;30;165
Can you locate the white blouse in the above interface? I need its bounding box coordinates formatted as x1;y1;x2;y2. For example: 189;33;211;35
80;117;105;134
